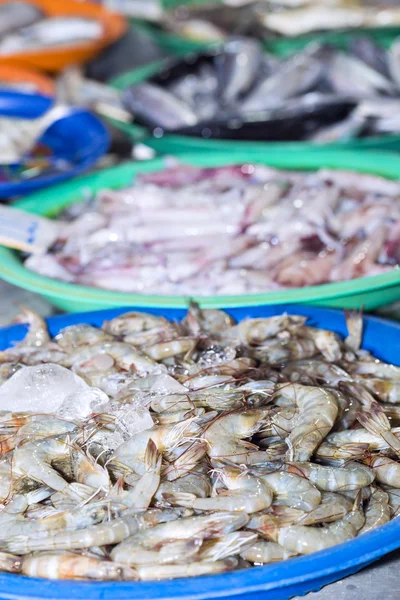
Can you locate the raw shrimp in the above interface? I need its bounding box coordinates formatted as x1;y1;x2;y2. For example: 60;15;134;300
167;466;273;513
0;552;21;574
295;493;353;526
251;339;318;364
12;308;50;349
56;325;113;349
324;426;400;451
357;401;400;456
63;342;161;374
71;447;110;490
241;541;296;564
5;516;141;554
223;316;306;345
162;441;207;481
132;559;237;580
349;360;400;380
202;408;270;465
110;417;203;476
247;507;304;542
110;539;201;567
22;552;137;580
144;338;196;361
0;501;122;538
359;486;390;534
199;531;257;562
288;462;375;492
289;326;342;362
118;440;161;509
275;384;338;461
258;406;298;440
103;312;174;338
182;306;235;336
155;467;212;506
13;437;72;492
314;441;369;466
385;488;400;517
362;378;400;404
112;512;249;553
256;471;321;511
282;361;351;386
1;305;400;582
363;454;400;487
278;496;365;554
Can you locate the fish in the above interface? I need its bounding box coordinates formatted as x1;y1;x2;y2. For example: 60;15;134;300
239;45;326;113
260;5;400;37
0;17;103;55
122;82;198;131
215;37;263;105
348;36;391;79
119;35;400;143
387;38;400;88
327;52;395;98
0;1;43;38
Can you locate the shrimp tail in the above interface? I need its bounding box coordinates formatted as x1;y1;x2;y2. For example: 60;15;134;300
162;441;207;481
341;442;370;461
344;309;363;352
357;402;400;456
357;401;400;455
144;439;162;473
357;401;391;436
162;492;196;508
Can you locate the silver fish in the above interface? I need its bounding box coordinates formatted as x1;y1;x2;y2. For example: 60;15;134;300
123;82;198;131
328;52;395;98
240;45;325;113
0;17;102;55
388;38;400;89
348;36;391;79
215;37;263;106
0;1;43;38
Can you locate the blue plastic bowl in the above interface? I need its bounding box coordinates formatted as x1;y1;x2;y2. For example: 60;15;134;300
0;89;53;118
0;90;109;198
1;304;400;600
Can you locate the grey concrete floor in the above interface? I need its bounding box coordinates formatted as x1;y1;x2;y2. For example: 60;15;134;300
0;278;400;599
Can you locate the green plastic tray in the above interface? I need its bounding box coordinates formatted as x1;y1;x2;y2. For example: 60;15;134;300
113;27;400;154
1;149;400;313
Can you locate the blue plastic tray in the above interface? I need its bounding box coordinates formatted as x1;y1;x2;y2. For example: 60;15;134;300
0;89;53;119
1;304;399;600
0;90;109;199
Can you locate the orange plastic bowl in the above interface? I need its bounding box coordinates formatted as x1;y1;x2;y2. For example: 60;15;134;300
0;64;54;95
0;0;127;72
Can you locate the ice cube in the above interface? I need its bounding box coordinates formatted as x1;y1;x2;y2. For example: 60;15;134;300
0;363;91;414
57;387;109;421
115;401;154;439
88;428;125;454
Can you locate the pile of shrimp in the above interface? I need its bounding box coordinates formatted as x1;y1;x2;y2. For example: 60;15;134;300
0;305;398;581
25;163;400;296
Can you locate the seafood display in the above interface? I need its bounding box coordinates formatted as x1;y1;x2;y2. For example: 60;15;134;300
123;1;400;43
0;2;103;56
25;162;400;295
122;36;400;142
0;305;397;580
